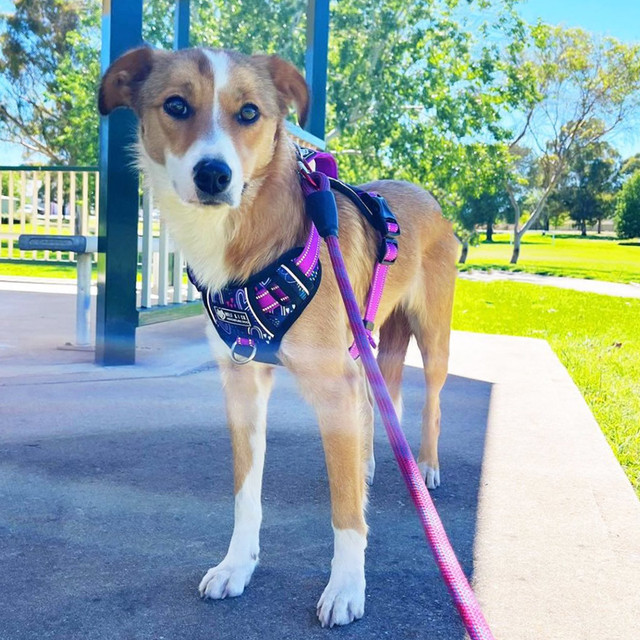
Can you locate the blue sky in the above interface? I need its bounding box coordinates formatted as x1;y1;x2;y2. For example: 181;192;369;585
0;0;639;162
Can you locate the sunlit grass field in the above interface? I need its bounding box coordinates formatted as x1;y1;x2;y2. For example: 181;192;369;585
453;279;640;494
459;232;640;283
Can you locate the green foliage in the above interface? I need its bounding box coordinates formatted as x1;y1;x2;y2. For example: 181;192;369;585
506;24;640;257
615;171;640;239
0;0;100;163
454;279;640;494
545;121;621;235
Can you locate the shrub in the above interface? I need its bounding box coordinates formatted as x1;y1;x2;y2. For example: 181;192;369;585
616;172;640;239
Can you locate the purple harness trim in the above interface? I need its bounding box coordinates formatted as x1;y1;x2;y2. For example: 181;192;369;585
253;224;320;314
299;151;401;361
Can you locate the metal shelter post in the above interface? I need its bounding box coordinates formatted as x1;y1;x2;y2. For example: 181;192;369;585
95;0;144;365
305;0;330;139
175;0;190;49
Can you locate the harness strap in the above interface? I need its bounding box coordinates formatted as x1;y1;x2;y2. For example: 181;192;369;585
298;166;401;361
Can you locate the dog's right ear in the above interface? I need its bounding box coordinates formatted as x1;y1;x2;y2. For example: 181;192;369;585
98;47;155;115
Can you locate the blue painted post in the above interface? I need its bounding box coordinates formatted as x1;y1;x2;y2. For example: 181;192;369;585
174;0;190;50
305;0;330;140
95;0;144;365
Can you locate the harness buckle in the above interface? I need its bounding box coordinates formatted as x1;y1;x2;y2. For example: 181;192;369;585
378;238;399;265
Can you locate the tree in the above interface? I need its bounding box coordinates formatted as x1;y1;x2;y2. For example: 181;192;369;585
1;0;536;227
615;172;640;239
0;0;101;164
545;122;621;235
506;24;640;262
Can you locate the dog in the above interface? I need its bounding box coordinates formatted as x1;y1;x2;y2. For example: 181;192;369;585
99;47;457;628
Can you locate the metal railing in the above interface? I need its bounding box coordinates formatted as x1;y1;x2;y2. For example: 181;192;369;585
0;166;99;264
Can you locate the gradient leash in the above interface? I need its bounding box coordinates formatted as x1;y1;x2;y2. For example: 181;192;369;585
303;169;495;640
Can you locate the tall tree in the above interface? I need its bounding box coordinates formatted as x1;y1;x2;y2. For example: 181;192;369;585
0;0;100;164
546;122;621;235
506;24;640;262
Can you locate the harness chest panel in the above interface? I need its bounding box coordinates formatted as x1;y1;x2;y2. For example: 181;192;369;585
193;245;322;365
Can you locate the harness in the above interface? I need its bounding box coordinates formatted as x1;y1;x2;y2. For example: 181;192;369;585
188;148;400;365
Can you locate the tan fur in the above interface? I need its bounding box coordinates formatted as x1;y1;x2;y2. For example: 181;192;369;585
99;47;457;623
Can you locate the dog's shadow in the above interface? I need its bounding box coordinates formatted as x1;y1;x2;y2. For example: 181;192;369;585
0;365;491;640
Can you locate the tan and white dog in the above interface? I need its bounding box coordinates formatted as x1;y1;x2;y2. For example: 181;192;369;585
99;47;457;628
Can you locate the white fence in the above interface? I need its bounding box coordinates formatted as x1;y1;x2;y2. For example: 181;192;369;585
0;166;99;262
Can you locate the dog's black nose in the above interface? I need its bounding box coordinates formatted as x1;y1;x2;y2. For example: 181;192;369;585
193;158;232;196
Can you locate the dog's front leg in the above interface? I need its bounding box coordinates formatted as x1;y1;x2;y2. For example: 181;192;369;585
295;357;368;627
199;362;274;600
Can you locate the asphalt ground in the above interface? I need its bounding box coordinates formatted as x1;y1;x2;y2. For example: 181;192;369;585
1;284;639;639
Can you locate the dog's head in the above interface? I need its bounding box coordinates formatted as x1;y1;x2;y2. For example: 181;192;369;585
99;47;308;209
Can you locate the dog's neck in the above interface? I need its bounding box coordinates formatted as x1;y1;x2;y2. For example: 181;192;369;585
223;131;308;283
144;127;308;292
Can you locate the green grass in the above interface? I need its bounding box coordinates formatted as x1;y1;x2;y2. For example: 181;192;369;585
460;232;640;283
453;279;640;494
0;260;88;279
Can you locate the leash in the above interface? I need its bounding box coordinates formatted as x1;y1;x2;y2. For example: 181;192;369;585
302;169;495;640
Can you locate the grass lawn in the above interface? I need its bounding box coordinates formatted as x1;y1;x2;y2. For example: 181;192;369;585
453;279;640;494
460;232;640;283
0;261;83;279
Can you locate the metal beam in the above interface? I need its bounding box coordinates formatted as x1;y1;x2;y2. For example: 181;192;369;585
95;0;143;365
305;0;330;140
174;0;190;50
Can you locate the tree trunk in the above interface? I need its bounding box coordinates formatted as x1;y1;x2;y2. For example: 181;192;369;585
486;220;494;242
510;232;521;264
458;238;469;264
597;218;602;234
581;219;587;236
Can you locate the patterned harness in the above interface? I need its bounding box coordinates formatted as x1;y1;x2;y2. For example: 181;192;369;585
188;148;400;365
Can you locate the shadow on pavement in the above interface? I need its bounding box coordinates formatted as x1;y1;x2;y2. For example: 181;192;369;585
0;366;491;640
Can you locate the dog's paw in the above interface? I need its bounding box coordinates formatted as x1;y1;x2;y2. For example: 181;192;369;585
418;462;440;489
198;559;257;600
316;575;365;628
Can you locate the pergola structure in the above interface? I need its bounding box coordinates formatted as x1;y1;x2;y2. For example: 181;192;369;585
96;0;329;365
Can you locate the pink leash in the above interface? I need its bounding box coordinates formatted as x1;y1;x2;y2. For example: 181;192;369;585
303;171;495;640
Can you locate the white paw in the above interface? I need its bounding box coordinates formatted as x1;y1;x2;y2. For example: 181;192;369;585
198;559;257;600
317;575;365;628
364;454;376;486
418;462;441;489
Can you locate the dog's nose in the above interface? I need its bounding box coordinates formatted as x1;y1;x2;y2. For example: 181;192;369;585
193;158;232;196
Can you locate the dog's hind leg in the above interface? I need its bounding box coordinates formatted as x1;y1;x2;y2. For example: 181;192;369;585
377;307;412;424
407;241;456;489
199;361;274;600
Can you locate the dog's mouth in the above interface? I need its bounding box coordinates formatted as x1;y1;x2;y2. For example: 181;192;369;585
192;183;249;208
194;189;234;208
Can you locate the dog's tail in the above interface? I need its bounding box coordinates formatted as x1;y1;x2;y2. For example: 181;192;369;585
377;307;412;423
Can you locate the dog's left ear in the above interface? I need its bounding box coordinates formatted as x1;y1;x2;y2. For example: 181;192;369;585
256;55;310;128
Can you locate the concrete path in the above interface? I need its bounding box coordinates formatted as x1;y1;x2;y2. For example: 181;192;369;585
459;269;640;298
1;287;639;640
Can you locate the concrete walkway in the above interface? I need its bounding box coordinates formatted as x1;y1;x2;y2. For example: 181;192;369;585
1;287;639;639
459;269;640;298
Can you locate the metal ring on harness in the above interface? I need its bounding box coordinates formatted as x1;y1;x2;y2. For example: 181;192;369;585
230;340;257;365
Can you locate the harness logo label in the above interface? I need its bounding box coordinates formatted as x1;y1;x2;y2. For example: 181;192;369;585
213;306;251;327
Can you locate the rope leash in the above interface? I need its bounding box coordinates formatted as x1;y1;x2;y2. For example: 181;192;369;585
304;171;495;640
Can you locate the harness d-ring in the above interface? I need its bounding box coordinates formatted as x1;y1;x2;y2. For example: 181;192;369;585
230;340;257;365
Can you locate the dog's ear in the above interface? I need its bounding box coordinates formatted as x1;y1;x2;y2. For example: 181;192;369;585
98;47;155;115
255;55;310;128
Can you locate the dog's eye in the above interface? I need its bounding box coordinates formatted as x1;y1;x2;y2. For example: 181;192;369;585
163;96;191;120
237;103;260;124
